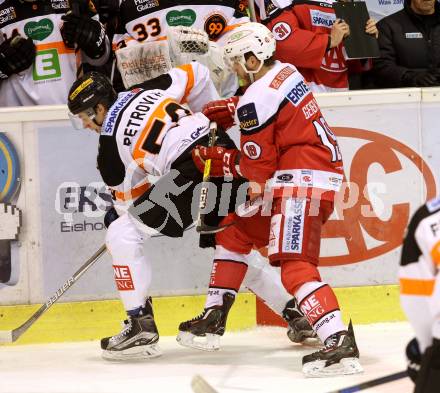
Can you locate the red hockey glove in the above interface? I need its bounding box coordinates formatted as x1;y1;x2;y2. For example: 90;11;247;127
202;96;239;130
192;145;241;178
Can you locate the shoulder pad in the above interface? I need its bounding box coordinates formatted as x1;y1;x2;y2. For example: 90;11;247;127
130;73;173;91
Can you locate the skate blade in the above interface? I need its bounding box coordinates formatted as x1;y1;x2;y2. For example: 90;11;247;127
102;343;162;361
302;357;363;377
176;331;220;351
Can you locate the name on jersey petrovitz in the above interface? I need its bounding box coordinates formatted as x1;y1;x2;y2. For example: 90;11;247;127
121;91;164;147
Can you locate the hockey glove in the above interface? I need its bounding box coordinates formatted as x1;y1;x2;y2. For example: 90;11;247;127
104;207;119;228
403;70;439;87
406;338;422;383
0;36;36;79
61;13;106;59
192;145;241;178
202;97;239;130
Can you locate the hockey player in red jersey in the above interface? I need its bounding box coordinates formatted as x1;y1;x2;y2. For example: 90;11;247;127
253;0;378;92
180;22;362;376
67;61;315;359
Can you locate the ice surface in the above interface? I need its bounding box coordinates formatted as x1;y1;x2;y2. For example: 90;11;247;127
0;323;414;393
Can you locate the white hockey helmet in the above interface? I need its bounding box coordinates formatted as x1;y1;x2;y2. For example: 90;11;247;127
223;22;276;75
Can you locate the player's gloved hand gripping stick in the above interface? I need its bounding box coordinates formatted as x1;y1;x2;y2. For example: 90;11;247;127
195;122;234;234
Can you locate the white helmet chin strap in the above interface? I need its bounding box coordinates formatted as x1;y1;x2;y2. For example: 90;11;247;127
238;57;264;84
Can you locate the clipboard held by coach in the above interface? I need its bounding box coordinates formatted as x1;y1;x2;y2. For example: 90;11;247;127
334;1;380;59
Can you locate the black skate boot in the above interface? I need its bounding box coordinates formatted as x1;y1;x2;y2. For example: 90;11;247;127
101;298;161;360
282;297;319;344
176;292;235;351
302;320;362;377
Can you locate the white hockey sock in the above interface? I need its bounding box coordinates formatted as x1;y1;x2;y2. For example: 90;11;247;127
295;281;345;343
243;251;290;315
205;288;237;309
114;255;152;314
106;213;152;314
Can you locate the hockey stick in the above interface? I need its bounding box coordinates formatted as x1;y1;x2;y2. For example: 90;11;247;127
247;0;257;22
196;122;232;234
191;375;219;393
328;370;408;393
0;244;107;344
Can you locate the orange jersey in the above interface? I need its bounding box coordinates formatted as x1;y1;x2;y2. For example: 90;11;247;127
235;61;344;200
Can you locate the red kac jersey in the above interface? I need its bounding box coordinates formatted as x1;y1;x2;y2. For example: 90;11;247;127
235;61;344;200
256;0;349;92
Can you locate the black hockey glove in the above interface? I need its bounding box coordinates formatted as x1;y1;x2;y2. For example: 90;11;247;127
414;338;440;393
403;70;439;87
406;338;422;383
0;36;36;79
93;0;119;25
104;207;119;228
61;13;106;59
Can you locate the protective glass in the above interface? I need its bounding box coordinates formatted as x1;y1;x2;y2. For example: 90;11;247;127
223;54;244;73
68;108;96;130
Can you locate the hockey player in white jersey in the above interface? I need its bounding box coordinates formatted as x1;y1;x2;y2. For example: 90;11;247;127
0;0;110;106
400;196;440;393
111;0;250;95
67;62;314;359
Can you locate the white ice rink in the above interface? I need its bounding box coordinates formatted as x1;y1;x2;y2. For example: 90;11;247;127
0;322;414;393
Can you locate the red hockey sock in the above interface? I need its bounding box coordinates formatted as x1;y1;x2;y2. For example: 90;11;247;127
296;281;345;342
205;259;248;308
209;259;248;290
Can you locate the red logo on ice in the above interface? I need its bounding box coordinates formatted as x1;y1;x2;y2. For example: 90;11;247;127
113;265;135;290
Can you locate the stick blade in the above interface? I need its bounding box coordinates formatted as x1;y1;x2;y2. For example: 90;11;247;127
196;223;233;234
191;375;218;393
0;330;14;344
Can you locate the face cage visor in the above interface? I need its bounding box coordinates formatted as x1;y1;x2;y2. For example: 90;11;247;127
68;107;97;130
224;52;264;77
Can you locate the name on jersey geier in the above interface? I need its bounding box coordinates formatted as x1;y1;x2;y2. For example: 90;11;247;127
123;91;164;147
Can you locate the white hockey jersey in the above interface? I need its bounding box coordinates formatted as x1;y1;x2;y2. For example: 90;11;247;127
113;0;249;48
400;197;440;282
98;62;218;207
0;0;108;106
400;196;440;342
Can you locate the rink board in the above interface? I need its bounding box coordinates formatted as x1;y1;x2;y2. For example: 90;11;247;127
1;89;439;307
0;285;405;345
0;89;437;346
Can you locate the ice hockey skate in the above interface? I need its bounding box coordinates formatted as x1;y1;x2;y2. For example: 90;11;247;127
302;321;363;377
282;298;319;344
176;292;235;351
101;298;161;360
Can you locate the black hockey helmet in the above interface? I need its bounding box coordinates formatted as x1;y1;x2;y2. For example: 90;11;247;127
68;72;117;115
